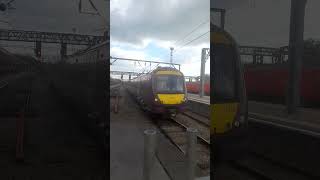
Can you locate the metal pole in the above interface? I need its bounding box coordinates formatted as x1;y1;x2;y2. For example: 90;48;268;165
199;48;206;97
221;9;226;30
143;129;157;180
287;0;307;114
170;47;174;66
186;128;198;180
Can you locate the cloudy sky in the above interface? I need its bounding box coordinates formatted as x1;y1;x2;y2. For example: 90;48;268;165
213;0;320;47
110;0;210;78
0;0;107;59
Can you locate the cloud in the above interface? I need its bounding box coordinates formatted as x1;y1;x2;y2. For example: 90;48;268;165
111;0;209;46
110;0;210;77
110;38;209;76
111;46;147;60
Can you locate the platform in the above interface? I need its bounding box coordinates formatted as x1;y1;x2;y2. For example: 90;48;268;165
248;101;320;137
186;94;210;118
111;88;207;180
196;176;210;180
187;93;210;105
110;87;170;180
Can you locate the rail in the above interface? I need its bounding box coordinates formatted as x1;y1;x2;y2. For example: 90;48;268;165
155;114;210;173
248;112;320;138
0;80;8;89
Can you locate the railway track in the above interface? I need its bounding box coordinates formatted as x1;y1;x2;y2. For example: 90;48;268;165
0;80;8;89
155;112;210;175
182;111;210;126
214;114;320;179
221;150;319;180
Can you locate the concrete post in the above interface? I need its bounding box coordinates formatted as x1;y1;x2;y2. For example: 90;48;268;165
287;0;307;114
143;129;157;180
35;41;41;59
60;43;67;61
186;128;198;180
199;48;207;97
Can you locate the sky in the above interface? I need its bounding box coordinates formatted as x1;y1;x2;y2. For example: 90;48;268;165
0;0;108;60
213;0;320;47
110;0;210;78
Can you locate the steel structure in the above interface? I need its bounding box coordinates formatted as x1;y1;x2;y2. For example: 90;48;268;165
0;0;15;11
0;29;104;45
110;56;181;70
211;8;226;29
239;46;288;64
110;71;146;76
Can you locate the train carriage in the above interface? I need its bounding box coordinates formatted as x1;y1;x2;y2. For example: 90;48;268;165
127;67;187;117
211;23;249;162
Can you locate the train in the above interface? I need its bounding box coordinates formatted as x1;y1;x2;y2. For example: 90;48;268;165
186;81;210;95
126;66;188;117
0;48;39;77
47;40;108;149
244;64;320;107
211;23;249;163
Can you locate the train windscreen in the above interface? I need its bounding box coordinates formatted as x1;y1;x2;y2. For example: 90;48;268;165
212;45;237;102
155;75;185;93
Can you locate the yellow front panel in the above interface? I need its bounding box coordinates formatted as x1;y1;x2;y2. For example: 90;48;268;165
211;32;231;45
157;94;185;105
211;103;239;134
156;71;182;76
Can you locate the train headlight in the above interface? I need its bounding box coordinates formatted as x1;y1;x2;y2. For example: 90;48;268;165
234;115;246;128
154;98;158;102
234;121;240;127
183;97;188;102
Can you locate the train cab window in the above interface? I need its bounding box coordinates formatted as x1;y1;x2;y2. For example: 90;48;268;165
212;44;237;102
155;75;184;93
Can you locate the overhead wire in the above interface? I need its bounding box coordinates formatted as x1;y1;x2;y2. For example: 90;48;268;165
174;30;209;53
170;16;209;65
173;19;209;47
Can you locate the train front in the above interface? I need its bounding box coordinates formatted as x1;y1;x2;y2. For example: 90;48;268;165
211;23;249;163
151;68;187;116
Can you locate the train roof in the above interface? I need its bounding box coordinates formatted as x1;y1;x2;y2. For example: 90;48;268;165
151;66;180;72
130;66;183;81
211;23;237;46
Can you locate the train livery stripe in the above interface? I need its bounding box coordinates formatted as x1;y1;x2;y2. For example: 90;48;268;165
157;94;185;105
211;32;231;45
156;71;182;76
211;102;239;134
